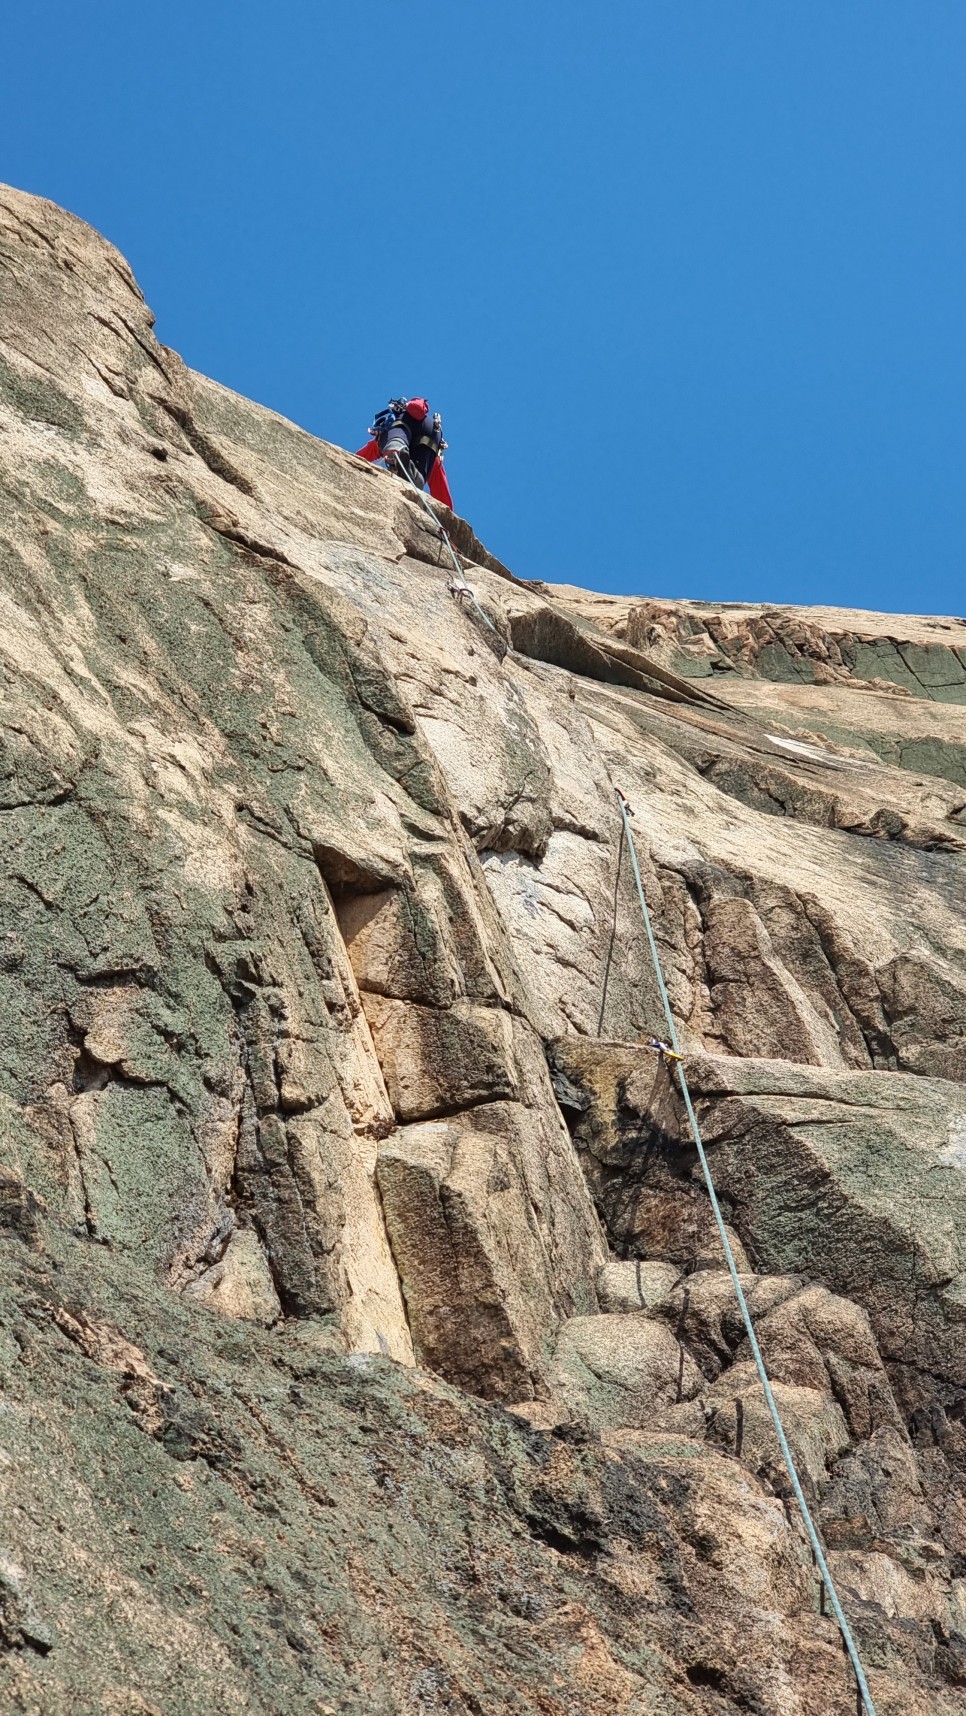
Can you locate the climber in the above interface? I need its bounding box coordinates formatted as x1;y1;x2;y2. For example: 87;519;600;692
355;397;454;508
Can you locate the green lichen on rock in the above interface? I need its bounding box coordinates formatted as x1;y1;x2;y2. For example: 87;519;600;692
3;181;966;1711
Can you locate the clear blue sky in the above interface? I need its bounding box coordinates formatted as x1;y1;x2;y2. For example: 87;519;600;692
3;3;965;612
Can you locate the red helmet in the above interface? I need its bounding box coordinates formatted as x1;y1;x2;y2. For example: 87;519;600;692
405;397;429;420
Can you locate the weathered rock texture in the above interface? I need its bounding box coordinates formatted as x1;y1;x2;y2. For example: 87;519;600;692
1;183;965;1711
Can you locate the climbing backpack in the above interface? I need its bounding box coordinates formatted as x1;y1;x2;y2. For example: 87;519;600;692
370;399;408;442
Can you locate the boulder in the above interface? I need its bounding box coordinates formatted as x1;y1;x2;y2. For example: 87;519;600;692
549;1311;702;1428
377;1098;604;1400
596;1257;681;1312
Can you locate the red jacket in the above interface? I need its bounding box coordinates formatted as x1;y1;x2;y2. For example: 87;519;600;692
355;438;454;510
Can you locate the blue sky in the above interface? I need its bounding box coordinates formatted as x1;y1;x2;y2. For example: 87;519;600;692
2;2;965;613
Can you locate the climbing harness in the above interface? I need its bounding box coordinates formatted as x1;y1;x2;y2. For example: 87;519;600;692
613;784;878;1716
414;410;445;461
394;462;503;642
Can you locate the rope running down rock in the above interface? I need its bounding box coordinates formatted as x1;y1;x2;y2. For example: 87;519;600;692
395;464;503;639
613;784;877;1716
386;450;875;1708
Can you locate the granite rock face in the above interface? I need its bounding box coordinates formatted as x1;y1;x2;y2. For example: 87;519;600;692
1;183;966;1711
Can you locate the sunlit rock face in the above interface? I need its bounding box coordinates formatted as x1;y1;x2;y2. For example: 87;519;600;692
1;181;965;1712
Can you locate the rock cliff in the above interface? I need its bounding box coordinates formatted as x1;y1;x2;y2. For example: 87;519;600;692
1;184;965;1713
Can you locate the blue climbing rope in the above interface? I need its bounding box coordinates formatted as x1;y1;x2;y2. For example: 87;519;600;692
613;785;877;1716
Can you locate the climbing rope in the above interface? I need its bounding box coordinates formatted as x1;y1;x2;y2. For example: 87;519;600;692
392;462;503;641
613;785;877;1716
371;443;874;1708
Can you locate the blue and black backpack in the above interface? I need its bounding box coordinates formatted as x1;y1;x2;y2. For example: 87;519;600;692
370;399;408;443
